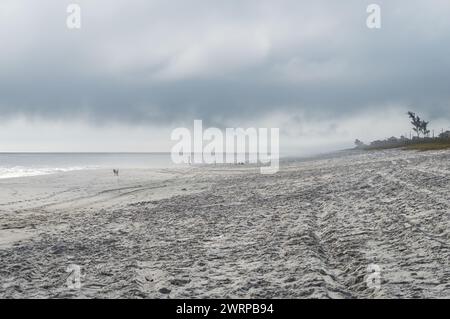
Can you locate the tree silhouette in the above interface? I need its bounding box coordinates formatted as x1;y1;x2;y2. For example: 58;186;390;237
420;120;430;137
408;111;422;138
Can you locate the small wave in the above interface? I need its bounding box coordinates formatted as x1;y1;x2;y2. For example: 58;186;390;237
0;166;91;179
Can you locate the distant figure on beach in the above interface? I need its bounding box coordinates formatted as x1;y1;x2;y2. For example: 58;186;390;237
113;169;119;176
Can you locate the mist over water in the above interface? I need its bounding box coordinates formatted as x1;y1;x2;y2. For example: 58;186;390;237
0;153;176;179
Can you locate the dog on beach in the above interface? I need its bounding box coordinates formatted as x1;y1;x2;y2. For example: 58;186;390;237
113;169;119;176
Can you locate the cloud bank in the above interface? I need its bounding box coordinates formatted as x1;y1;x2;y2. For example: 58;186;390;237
1;0;449;152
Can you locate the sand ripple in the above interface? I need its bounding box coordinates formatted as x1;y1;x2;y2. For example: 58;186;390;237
0;150;448;298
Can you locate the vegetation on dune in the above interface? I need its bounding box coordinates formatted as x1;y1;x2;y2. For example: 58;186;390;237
403;140;450;151
355;112;450;151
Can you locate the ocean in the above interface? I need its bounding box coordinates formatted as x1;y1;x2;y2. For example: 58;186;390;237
0;153;176;179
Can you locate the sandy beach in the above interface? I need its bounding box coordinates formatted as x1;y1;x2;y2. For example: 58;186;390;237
0;149;448;299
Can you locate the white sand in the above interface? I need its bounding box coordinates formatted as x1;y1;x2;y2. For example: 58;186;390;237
0;150;448;298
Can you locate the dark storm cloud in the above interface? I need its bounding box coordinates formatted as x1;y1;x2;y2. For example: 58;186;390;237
1;0;450;127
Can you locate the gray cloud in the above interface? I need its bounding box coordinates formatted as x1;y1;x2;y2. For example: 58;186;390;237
1;0;450;128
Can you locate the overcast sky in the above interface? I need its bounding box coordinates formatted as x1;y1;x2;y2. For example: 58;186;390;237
1;0;449;153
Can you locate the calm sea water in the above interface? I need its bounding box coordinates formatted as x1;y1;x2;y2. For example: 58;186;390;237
0;153;176;179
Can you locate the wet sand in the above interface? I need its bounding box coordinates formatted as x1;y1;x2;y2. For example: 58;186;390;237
0;150;449;298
